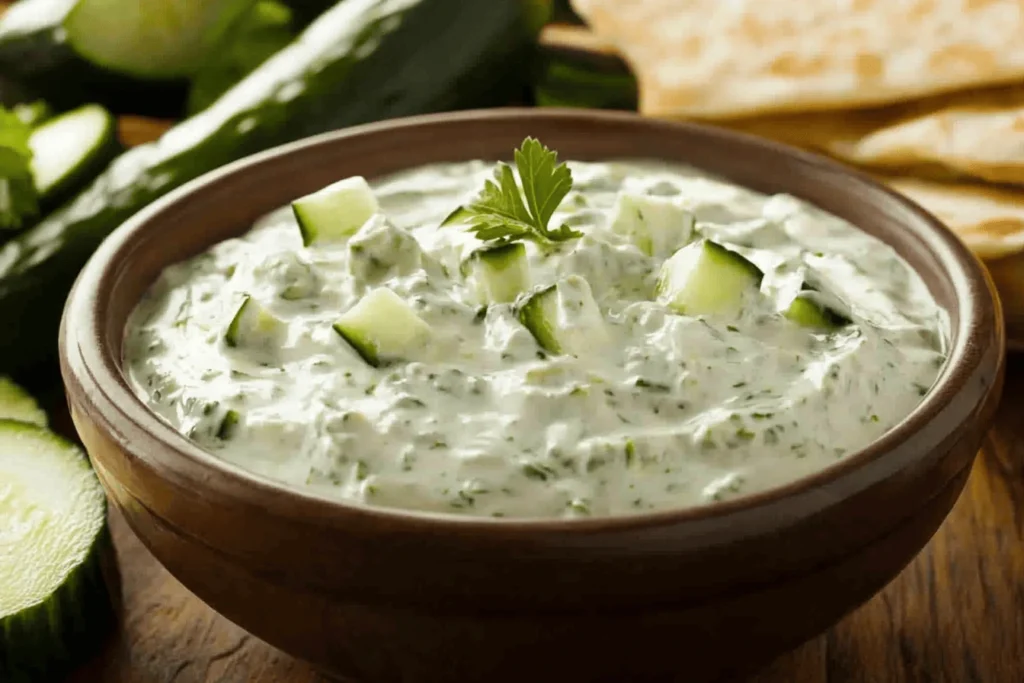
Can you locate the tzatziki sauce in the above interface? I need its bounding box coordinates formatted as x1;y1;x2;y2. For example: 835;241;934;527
124;158;948;519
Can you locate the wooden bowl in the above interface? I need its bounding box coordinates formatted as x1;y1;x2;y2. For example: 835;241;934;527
59;109;1004;683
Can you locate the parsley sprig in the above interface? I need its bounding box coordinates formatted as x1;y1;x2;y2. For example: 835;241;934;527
443;137;580;246
0;106;38;231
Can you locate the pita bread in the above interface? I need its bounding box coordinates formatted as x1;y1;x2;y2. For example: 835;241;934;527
730;85;1024;186
882;176;1024;343
571;0;1024;120
884;176;1024;259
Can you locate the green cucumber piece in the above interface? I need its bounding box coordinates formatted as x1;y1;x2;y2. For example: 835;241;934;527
217;409;242;439
29;104;121;211
464;242;530;304
785;291;852;330
517;275;608;356
0;376;46;426
293;176;379;246
333;287;431;367
656;239;763;316
0;0;256;115
187;0;296;115
0;421;116;683
224;294;286;350
12;101;53;128
609;191;695;257
0;0;544;375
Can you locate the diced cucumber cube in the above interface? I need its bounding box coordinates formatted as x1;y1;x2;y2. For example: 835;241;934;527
517;275;609;356
785;292;852;330
347;217;424;283
224;295;286;350
656;239;763;316
333;288;431;367
609;192;695;257
292;176;379;246
463;242;530;304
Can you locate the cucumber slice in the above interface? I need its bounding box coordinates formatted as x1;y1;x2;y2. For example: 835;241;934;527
29;104;121;210
609;192;695;257
517;275;609;356
63;0;257;80
785;291;852;330
224;294;287;351
463;242;530;304
12;101;53;128
292;176;380;246
0;421;116;682
0;376;47;427
333;287;431;367
656;239;763;316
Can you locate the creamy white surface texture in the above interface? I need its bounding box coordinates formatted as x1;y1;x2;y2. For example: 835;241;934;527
124;160;948;519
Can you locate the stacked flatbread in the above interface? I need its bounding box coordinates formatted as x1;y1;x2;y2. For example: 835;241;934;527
570;0;1024;345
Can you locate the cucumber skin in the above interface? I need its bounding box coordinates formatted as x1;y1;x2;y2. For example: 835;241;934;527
0;0;188;117
0;0;548;377
0;526;117;683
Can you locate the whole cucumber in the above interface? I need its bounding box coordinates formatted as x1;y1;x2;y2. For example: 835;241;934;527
0;0;548;376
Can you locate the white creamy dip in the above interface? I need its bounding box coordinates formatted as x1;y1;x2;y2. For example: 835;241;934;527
125;159;948;519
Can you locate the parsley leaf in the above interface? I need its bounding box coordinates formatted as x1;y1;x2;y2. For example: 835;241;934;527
443;137;580;245
0;107;38;231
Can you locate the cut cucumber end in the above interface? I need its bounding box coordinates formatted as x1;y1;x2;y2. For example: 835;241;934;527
29;103;119;205
0;376;47;426
785;292;852;330
0;421;115;682
656;239;763;316
224;294;287;350
64;0;257;79
333;288;431;367
609;191;695;257
292;175;380;246
517;275;609;356
464;242;530;304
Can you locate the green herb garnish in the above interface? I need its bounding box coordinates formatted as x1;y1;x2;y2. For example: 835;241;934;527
443;137;580;246
0;106;39;231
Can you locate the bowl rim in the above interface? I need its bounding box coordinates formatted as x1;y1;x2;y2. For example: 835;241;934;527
61;107;1002;535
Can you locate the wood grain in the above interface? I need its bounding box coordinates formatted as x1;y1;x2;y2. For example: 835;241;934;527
65;356;1024;683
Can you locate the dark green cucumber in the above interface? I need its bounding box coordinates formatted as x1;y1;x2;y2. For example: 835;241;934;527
0;0;547;375
29;104;121;212
0;0;256;116
0;420;118;683
187;0;296;116
533;24;637;110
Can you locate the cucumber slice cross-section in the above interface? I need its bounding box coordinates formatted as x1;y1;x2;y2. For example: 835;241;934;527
0;421;116;682
656;239;763;316
64;0;257;80
463;242;530;304
0;376;47;426
517;275;609;356
29;103;120;210
292;175;380;246
333;287;431;367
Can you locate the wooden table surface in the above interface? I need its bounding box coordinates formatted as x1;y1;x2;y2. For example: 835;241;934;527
60;352;1023;683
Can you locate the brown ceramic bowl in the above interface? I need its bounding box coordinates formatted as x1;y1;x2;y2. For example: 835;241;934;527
60;109;1004;683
